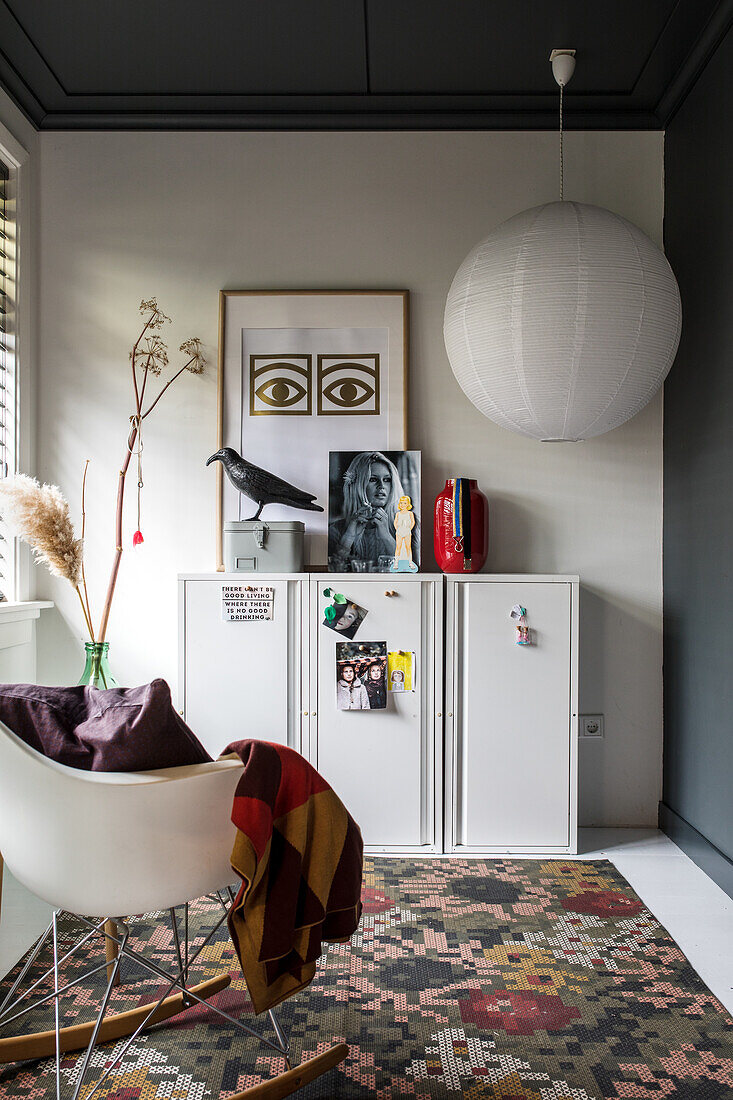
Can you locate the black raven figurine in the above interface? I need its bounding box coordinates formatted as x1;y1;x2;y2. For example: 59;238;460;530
206;447;324;520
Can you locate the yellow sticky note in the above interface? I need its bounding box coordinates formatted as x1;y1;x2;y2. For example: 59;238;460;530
388;651;413;692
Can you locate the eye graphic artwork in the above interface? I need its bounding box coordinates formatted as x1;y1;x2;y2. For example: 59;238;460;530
318;355;380;416
250;355;312;415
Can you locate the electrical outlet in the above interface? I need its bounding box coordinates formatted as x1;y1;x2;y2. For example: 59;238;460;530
580;715;604;738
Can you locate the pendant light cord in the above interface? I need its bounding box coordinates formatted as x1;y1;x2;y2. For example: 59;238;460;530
559;81;564;201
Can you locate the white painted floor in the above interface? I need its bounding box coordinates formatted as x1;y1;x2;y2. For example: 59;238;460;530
1;829;732;1014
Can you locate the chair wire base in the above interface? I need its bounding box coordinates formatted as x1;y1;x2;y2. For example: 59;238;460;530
0;895;292;1100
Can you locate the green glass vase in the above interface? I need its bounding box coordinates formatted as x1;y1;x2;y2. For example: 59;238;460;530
77;642;118;689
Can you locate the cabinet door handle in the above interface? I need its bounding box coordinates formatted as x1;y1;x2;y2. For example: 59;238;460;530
384;589;396;597
312;711;317;716
437;711;442;718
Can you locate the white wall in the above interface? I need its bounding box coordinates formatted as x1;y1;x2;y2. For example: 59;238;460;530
33;130;665;826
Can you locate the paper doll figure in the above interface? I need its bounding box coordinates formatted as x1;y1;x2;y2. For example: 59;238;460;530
391;495;418;573
390;669;405;693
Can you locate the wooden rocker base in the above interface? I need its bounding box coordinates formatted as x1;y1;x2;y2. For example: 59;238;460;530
0;973;231;1064
229;1042;349;1100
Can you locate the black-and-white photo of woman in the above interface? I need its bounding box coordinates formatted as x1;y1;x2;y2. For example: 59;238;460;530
328;450;420;572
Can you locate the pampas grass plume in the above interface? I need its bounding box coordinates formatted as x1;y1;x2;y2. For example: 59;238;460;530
0;474;83;587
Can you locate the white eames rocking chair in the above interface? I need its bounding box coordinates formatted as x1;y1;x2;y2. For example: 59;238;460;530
0;719;348;1099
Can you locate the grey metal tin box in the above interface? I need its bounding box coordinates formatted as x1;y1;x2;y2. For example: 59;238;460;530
223;520;305;573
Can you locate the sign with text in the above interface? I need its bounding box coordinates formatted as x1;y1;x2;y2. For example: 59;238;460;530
221;584;275;622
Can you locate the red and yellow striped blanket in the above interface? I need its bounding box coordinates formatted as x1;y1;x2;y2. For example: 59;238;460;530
221;739;363;1013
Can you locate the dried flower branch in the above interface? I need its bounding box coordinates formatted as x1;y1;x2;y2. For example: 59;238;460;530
138;298;171;329
0;474;94;638
80;459;95;640
96;300;207;643
131;334;169;376
142;340;206;418
0;475;83;585
179;338;205;373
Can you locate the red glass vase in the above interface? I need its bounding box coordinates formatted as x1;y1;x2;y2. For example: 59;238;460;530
434;478;489;573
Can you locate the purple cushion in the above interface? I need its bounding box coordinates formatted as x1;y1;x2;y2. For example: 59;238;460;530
0;679;212;771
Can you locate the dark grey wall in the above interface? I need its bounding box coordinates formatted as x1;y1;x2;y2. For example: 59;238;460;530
663;22;733;894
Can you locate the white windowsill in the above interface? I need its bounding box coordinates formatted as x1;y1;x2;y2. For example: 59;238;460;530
0;600;53;622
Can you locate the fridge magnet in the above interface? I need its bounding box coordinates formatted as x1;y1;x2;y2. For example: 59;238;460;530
328;450;421;572
221;584;275;621
322;588;369;639
336;641;388;710
388;650;414;692
510;604;533;645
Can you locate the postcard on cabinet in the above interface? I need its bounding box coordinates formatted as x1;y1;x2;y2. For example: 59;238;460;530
336;640;387;710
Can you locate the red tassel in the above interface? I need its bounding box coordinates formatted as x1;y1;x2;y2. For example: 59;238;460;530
133;530;144;547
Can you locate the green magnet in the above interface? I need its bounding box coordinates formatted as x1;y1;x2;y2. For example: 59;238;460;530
333;592;347;604
324;605;337;621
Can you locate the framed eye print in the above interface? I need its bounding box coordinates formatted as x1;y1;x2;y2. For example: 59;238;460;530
216;291;409;569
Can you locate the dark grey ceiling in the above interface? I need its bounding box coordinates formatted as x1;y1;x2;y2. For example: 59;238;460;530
0;0;731;131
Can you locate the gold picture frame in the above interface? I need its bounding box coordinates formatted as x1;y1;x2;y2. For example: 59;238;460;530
215;290;409;570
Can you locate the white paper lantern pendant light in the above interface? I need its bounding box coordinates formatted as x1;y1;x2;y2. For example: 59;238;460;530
443;49;682;441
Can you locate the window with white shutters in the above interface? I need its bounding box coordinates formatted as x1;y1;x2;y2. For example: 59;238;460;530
0;158;16;602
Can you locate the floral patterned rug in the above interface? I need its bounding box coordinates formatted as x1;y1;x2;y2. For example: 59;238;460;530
0;857;731;1099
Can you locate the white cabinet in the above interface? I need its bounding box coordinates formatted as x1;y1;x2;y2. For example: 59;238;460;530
179;573;442;853
179;576;307;760
445;576;578;854
308;574;442;853
179;573;577;855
